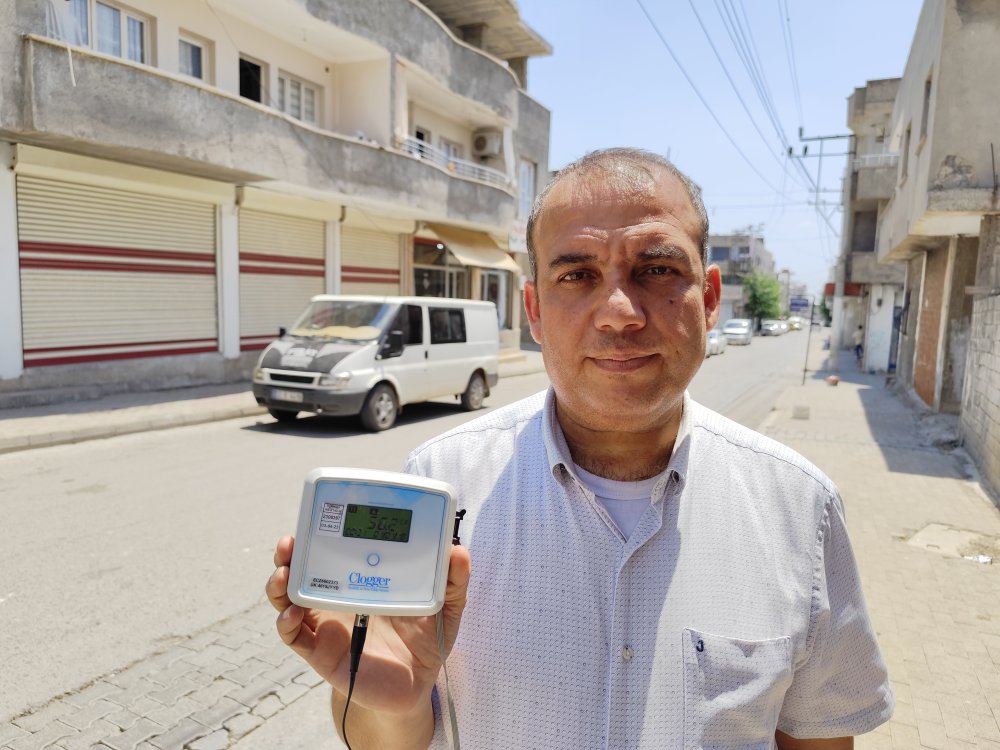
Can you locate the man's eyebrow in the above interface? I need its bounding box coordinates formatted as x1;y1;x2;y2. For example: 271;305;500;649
549;251;598;269
639;245;690;262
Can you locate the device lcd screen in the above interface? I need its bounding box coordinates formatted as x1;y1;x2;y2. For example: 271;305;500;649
342;503;412;543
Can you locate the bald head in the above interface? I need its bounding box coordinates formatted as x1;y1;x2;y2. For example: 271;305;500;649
526;148;709;279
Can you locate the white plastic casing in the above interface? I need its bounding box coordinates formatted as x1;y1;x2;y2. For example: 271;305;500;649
288;468;457;616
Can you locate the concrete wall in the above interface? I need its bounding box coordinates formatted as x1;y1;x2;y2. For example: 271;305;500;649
336;59;391;143
851;252;906;285
961;215;1000;498
913;244;947;406
865;283;897;373
897;255;924;386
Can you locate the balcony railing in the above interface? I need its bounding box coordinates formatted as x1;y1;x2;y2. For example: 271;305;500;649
853;152;899;170
396;136;510;189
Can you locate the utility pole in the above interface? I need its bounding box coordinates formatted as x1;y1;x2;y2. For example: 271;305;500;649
791;128;852;235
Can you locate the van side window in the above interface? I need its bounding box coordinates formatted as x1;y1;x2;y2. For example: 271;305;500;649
407;305;423;345
429;308;466;344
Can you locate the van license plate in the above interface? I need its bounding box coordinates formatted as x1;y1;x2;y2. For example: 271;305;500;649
272;389;304;403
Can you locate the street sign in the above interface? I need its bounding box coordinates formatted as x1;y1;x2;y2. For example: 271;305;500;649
789;296;810;312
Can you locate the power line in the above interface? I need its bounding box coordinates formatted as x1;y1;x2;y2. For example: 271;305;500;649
777;0;804;127
683;0;809;192
633;0;783;194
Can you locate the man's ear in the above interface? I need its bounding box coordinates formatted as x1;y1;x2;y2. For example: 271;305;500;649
524;280;543;345
704;264;722;330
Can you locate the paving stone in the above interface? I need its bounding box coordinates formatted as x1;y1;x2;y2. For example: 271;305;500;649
60;699;118;731
214;628;257;651
275;682;309;706
292;669;324;688
177;645;231;670
188;679;239;709
250;695;283;720
144;697;203;729
11;701;73;732
105;709;143;731
62;681;122;709
0;724;29;746
917;719;951;750
227;678;279;709
215;643;263;668
255;644;293;668
971;711;1000;742
260;659;308;688
189;698;246;731
102;719;164;750
145;718;211;750
104;679;164;710
178;631;221;653
147;677;200;707
54;719;121;750
189;730;228;750
223;712;264;741
218;659;270;688
6;722;73;750
146;662;198;690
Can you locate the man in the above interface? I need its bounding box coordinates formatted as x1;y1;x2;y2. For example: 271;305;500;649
853;325;865;365
267;148;893;749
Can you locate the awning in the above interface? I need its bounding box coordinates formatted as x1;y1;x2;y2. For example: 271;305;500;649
423;224;521;274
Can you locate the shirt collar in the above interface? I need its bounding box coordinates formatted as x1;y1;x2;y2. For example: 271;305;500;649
542;387;693;494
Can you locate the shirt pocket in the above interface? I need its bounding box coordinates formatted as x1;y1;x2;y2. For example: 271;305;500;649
682;628;793;750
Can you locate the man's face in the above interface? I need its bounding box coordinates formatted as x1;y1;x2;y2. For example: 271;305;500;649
524;168;721;434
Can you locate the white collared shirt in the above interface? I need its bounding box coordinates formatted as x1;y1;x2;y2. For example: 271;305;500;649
404;389;893;749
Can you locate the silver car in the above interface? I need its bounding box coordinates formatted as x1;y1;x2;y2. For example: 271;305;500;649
721;318;752;345
706;329;728;355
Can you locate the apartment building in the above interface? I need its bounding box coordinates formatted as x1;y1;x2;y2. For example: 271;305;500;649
0;0;551;403
830;78;906;374
708;230;776;324
866;0;1000;495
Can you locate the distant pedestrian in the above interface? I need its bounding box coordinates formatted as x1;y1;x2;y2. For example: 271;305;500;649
853;325;864;365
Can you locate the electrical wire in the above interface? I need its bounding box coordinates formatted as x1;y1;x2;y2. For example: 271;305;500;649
777;0;805;128
633;0;783;195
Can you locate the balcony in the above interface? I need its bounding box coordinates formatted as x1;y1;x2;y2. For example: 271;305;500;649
395;136;510;190
16;36;515;229
854;153;899;202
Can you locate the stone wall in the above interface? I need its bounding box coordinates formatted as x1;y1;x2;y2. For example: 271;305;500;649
960;215;1000;499
914;245;948;406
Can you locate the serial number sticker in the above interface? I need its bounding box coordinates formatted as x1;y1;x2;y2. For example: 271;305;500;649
310;577;340;591
317;502;345;535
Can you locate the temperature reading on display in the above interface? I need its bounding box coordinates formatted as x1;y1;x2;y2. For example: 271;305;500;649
343;504;412;543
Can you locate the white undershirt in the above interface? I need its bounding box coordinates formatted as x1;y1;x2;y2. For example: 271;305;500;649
573;464;664;538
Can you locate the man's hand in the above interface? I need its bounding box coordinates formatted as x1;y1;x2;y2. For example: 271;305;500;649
265;535;472;743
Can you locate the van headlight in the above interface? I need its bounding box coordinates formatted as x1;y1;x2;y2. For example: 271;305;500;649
253;368;266;383
319;372;351;388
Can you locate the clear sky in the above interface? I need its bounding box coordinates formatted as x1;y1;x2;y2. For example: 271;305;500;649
516;0;925;299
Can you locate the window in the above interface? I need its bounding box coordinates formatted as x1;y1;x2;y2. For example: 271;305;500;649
738;246;751;257
518;160;536;219
277;71;319;124
709;246;730;262
94;2;149;63
61;0;90;45
900;123;912;181
481;270;510;329
440;138;463;161
920;74;932;141
429;308;466;344
239;56;266;103
179;33;212;82
406;305;423;345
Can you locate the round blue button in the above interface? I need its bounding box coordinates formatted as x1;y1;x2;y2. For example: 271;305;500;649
366;552;381;567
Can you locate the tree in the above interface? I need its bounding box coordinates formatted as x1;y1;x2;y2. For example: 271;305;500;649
742;273;782;328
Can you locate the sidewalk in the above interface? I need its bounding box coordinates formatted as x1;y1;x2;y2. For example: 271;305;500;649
3;338;999;749
0;350;546;455
761;335;1000;749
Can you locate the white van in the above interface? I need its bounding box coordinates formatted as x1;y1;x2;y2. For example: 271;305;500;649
251;295;499;430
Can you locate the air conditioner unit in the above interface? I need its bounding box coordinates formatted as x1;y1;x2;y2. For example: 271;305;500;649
472;129;503;158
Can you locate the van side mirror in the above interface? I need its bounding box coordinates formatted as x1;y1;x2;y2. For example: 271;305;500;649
278;326;287;338
379;330;405;359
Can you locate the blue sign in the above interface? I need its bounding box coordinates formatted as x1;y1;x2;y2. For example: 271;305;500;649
789;296;810;312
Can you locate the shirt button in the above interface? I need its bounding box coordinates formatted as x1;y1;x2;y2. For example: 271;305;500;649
622;646;634;661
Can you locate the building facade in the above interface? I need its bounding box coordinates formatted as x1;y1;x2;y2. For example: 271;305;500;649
0;0;551;404
831;78;906;374
708;230;776;324
858;0;1000;496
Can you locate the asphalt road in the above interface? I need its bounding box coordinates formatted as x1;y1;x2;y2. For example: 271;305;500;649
0;329;811;722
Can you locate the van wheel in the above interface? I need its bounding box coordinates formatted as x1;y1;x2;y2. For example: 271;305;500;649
361;384;398;431
268;408;298;423
460;372;487;411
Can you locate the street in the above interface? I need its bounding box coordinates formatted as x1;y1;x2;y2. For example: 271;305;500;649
12;328;999;750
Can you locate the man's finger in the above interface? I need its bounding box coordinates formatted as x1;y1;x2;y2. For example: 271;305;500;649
266;565;292;612
273;535;294;568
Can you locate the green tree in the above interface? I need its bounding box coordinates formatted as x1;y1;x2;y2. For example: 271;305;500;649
742;273;782;326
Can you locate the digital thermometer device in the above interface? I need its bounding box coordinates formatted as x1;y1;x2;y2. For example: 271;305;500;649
288;468;458;616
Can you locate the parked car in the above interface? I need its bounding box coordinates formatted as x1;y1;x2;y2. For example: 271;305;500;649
721;318;752;345
786;316;803;331
760;319;784;336
252;295;499;430
706;329;727;356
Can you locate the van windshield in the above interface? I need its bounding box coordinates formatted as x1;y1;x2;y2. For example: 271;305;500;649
289;301;396;342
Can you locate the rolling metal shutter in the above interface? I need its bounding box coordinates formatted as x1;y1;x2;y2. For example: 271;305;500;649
16;175;217;367
341;227;401;295
238;209;325;350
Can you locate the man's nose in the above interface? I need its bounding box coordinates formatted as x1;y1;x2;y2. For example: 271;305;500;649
594;286;645;331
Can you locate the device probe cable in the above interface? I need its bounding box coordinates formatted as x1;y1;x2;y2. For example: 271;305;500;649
342;613;369;750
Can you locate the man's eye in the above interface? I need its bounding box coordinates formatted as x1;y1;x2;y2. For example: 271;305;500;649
560;270;590;282
644;266;675;276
